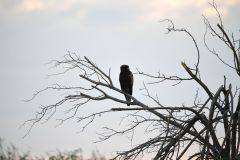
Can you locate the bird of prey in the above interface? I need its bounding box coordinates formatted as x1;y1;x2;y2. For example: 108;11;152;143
119;65;133;106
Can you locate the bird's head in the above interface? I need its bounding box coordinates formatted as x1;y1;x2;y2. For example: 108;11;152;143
120;65;130;72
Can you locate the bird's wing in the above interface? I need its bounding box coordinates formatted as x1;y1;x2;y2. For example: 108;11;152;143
128;71;133;95
119;72;125;90
130;71;133;86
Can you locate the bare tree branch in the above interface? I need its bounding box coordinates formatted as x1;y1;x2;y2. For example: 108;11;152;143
24;1;240;159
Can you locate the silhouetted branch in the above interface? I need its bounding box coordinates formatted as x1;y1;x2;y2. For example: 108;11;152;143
203;1;240;76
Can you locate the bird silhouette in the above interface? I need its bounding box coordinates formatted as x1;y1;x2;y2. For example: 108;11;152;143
119;65;133;106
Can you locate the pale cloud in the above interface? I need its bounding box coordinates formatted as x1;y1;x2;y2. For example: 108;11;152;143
203;6;228;16
13;0;124;28
9;0;240;31
140;0;240;22
15;0;80;13
16;0;45;12
202;0;239;16
14;0;123;13
224;0;240;5
11;0;240;16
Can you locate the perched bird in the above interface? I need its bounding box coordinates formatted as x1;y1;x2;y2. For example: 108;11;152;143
119;65;133;106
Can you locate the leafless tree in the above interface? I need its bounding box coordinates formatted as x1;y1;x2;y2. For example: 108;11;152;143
24;1;240;160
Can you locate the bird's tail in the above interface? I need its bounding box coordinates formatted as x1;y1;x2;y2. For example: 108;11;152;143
125;95;131;106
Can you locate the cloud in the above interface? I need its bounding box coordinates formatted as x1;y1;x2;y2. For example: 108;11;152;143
11;0;140;31
139;0;240;21
9;0;240;17
4;0;239;32
15;0;79;13
201;0;240;16
16;0;45;12
14;0;124;13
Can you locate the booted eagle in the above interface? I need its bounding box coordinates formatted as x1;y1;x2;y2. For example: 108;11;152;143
119;65;133;106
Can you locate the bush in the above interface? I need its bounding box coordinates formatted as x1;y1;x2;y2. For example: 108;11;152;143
0;138;105;160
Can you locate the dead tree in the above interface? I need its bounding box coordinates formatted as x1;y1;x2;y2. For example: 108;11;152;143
24;1;240;160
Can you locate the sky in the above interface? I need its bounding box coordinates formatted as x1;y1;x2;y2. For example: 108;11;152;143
0;0;240;158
